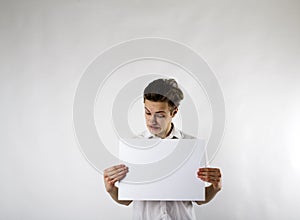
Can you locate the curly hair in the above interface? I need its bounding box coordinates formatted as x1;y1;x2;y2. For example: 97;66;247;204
143;78;184;110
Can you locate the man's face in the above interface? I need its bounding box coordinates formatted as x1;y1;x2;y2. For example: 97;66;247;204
144;99;177;138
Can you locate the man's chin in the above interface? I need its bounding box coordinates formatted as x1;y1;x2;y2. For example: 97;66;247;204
148;127;161;135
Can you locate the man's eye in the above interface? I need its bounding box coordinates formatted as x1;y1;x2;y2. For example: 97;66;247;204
145;112;151;115
157;115;165;118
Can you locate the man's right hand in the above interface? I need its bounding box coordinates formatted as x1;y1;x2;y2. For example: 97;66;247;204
103;164;129;193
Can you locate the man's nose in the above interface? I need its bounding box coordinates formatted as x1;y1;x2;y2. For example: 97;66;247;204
149;115;157;123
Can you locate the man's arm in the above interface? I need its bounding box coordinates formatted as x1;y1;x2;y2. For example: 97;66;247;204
103;164;132;206
195;167;222;205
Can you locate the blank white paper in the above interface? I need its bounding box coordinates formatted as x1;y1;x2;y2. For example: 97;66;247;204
118;139;206;201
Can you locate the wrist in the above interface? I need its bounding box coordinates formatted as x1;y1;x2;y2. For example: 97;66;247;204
212;183;222;192
108;185;118;194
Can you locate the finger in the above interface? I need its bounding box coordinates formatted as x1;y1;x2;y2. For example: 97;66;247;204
198;168;221;173
104;165;128;177
109;172;128;184
197;175;221;183
104;164;126;174
197;169;221;177
108;168;128;180
197;170;221;179
197;174;221;182
105;166;128;178
198;175;221;181
104;167;129;182
197;172;221;178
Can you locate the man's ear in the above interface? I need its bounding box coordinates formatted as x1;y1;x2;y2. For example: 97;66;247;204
171;107;178;117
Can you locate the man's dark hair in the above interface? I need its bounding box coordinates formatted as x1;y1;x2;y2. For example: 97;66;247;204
143;78;184;110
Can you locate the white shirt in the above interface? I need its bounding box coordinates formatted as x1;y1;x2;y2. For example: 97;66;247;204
132;124;197;220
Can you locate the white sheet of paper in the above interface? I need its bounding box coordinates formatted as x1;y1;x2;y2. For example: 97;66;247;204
118;139;206;201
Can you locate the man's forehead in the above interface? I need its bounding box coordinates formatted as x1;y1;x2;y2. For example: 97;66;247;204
144;100;169;111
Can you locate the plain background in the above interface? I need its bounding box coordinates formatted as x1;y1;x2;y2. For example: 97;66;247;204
1;0;300;219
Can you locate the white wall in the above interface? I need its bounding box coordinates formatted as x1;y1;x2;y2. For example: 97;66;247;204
1;0;300;219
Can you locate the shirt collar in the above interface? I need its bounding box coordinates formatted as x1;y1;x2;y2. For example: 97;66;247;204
141;123;183;139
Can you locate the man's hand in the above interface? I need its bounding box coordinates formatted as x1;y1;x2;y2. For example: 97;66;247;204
197;167;222;191
103;164;128;193
103;164;131;206
195;167;222;205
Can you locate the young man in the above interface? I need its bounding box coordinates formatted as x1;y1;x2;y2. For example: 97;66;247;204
104;78;222;219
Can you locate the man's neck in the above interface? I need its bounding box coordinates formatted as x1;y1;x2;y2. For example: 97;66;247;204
156;123;173;139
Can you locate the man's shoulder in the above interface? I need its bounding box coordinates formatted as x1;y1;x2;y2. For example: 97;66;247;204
135;130;151;139
179;131;196;139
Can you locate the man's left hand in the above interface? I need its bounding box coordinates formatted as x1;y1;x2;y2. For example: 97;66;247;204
197;167;222;191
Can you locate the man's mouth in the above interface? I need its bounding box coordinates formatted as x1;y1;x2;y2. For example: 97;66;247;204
148;125;160;129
